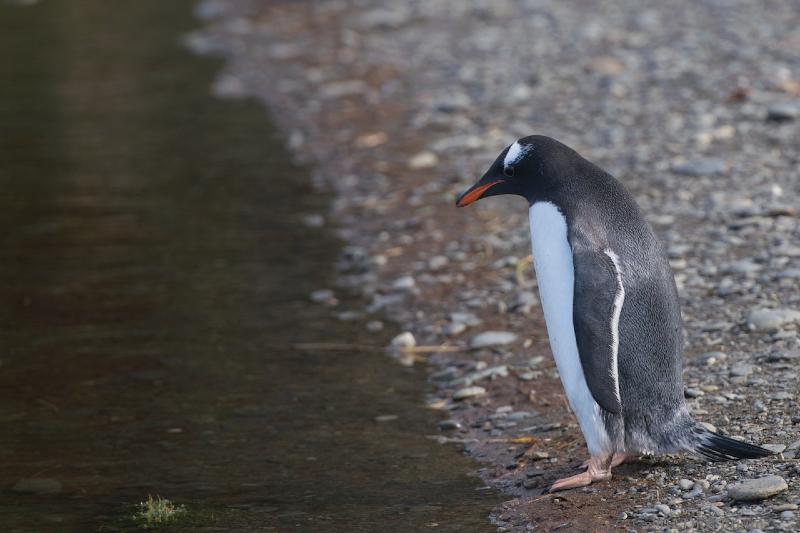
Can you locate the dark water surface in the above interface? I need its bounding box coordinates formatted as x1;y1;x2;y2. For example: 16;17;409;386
0;1;500;531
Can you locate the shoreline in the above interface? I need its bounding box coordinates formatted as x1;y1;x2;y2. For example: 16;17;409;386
190;0;800;530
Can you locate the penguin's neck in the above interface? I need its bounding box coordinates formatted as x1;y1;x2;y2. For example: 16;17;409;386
528;201;611;455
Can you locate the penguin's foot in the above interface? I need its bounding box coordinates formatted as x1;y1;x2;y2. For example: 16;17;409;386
579;452;626;470
547;455;613;493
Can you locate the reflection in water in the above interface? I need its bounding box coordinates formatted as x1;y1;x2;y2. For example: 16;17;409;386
0;1;499;531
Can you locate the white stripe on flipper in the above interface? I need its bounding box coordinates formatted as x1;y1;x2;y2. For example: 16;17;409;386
604;249;624;406
529;201;612;455
504;141;531;166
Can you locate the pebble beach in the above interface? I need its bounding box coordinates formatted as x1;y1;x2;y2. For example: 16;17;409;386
190;1;800;530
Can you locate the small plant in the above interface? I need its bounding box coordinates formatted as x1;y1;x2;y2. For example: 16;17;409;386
133;494;186;527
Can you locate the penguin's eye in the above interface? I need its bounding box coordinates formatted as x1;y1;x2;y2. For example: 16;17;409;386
503;165;515;177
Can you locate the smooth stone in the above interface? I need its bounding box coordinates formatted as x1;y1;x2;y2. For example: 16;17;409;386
509;291;538;313
522;478;540;489
309;288;335;303
428;255;449;271
375;415;398;422
678;479;694;490
443;322;467;336
452;386;486;400
747;308;800;331
527;450;549;460
366;320;384;332
685;388;704;398
771;391;794;401
437;419;462;430
696;351;727;366
727;475;788;501
302;214;325;227
762;444;786;453
12;478;62;495
683;488;703;499
725;260;761;274
391;275;416;291
390;332;416;349
673;157;726;177
780;510;795;520
766;350;800;362
528;356;545;367
698;421;717;433
448;365;508;386
408;151;439;169
767;103;800;121
730;363;755;377
449;311;482;326
469;331;517;349
654;504;671;515
774;504;799;511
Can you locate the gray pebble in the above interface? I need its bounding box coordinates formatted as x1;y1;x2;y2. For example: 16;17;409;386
468;331;517;349
673;158;727;177
774;504;799;512
449;312;482;326
390;332;416;348
302;213;325;227
444;322;467;336
438;419;462;430
452;386;486;400
730;363;756;377
767;103;800;121
408;151;439;169
727;475;788;501
391;275;416;291
747;308;800;331
428;255;449;271
310;288;335;303
655;503;671;515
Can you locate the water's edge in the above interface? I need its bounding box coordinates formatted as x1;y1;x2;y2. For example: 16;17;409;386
0;1;500;531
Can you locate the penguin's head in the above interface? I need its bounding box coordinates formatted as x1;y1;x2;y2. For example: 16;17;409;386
456;135;578;207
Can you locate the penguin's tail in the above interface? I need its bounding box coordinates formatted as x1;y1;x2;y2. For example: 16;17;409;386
691;424;773;462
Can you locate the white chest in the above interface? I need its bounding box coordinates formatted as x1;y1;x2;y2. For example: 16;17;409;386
528;202;611;454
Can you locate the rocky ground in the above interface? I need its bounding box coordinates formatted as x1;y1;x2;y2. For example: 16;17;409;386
189;0;800;530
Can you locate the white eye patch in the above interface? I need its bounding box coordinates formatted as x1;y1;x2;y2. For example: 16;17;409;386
503;141;532;166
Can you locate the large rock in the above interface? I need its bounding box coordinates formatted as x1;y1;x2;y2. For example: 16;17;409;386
469;331;517;349
747;308;800;330
727;475;788;501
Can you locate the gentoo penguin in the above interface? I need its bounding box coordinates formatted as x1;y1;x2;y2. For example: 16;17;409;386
456;135;771;492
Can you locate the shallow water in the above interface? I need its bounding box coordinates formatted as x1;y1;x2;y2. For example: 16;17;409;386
0;1;500;531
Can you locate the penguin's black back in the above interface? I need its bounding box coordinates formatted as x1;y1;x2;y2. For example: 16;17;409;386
536;151;687;453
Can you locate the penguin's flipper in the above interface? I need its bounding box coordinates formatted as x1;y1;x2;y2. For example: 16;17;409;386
572;246;624;415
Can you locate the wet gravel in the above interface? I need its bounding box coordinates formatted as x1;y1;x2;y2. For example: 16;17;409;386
191;0;799;530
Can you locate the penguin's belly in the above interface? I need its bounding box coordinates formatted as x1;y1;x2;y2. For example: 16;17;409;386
529;202;612;455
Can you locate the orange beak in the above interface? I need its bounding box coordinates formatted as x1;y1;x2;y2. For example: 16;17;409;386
455;180;503;207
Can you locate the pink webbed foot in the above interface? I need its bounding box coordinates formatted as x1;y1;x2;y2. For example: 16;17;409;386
547;454;614;493
579;452;627;470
